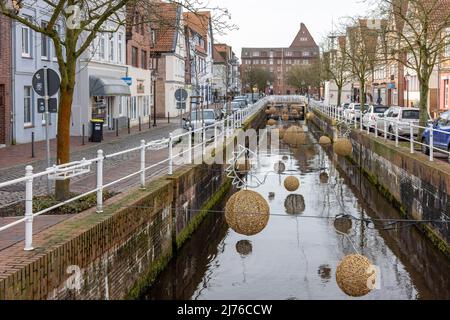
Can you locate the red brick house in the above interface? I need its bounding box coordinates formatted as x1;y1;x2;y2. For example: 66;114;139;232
0;14;11;146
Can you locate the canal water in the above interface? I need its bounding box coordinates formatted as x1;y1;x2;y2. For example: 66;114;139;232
143;123;450;300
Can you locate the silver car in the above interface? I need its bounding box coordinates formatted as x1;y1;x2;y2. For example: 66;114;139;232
376;106;420;137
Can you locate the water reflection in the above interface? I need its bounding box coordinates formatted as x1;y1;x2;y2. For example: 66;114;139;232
143;122;450;300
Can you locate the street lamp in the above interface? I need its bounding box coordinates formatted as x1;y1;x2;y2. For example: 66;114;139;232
151;54;160;127
405;70;411;108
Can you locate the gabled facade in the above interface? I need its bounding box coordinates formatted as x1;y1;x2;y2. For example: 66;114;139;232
241;23;319;95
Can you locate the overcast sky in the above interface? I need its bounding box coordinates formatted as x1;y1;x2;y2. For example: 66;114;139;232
207;0;371;58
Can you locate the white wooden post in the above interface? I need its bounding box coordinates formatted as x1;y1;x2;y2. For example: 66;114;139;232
188;127;192;164
395;121;399;147
140;140;146;189
96;150;104;213
429;125;434;162
24;165;34;251
169;133;173;175
409;123;414;154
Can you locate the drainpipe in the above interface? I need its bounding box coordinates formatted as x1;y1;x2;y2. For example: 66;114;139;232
11;20;16;145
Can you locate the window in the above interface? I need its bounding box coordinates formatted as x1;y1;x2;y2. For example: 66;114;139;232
119;97;124;116
99;34;105;59
131;97;137;119
118;33;124;63
141;50;147;69
131;46;138;67
285;51;293;57
41;21;50;60
24;86;32;126
252;51;260;57
109;35;115;62
151;29;156;48
445;29;450;57
143;96;150;116
52;24;60;61
300;37;308;41
21;18;32;57
302;51;310;57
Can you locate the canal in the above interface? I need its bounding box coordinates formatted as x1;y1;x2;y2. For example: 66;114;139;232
142;122;450;300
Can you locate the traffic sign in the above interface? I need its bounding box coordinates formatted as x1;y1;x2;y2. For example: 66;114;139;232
37;98;58;113
175;88;188;102
122;77;132;86
32;68;60;97
176;101;187;110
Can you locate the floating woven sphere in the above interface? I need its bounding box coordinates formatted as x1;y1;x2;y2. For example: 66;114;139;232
236;240;253;256
334;138;353;157
282;114;290;121
306;112;314;121
336;254;376;297
284;194;306;214
283;126;303;145
289;132;307;148
225;190;270;236
319;136;332;146
291;109;299;116
334;216;353;234
269;107;277;114
265;109;271;115
267;119;277;126
274;161;286;174
277;128;286;139
319;172;329;184
284;176;300;192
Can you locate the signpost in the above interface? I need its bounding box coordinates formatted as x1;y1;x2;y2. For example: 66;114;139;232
175;88;188;125
32;67;61;193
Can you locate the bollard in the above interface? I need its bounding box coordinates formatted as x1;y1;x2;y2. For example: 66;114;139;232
116;119;119;137
168;112;170;124
82;124;85;145
149;114;152;129
24;165;34;251
140;140;146;189
139;116;142;132
168;134;173;175
128;118;131;134
31;132;35;158
96;150;104;213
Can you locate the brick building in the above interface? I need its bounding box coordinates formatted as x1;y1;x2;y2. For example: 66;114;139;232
241;23;319;95
0;14;11;146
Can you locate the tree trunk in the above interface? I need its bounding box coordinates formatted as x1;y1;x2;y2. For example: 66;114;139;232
418;81;429;140
55;86;75;200
360;79;366;113
337;85;342;107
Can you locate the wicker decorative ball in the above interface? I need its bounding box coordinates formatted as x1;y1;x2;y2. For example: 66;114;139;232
267;119;277;126
334;216;353;234
236;240;253;256
277;128;286;139
284;194;306;215
283;126;303;145
282;114;290;121
225;190;270;236
274;161;286;174
269;107;277;114
335;254;376;297
265;109;271;115
319;136;332;146
290;132;307;148
319;172;329;184
306;112;314;121
284;176;300;192
334;138;353;157
291;109;299;116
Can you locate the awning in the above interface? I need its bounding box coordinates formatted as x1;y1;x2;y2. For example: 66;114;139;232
89;76;131;97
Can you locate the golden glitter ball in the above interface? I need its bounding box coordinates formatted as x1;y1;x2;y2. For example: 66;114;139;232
319;172;329;184
282;114;290;121
319;136;332;146
267;119;277;126
284;194;306;214
306;112;314;121
278;128;286;139
284;176;300;192
225;190;270;236
290;132;307;148
265;109;271;115
236;240;253;256
334;138;353;157
269;107;277;114
336;254;377;297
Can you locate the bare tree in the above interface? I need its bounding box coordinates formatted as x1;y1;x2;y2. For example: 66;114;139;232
374;0;450;128
241;66;273;99
0;0;235;199
285;61;322;96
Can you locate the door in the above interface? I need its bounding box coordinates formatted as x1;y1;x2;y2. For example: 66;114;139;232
106;97;114;129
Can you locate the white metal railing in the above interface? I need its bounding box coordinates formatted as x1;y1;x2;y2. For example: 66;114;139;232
310;101;450;163
0;95;304;251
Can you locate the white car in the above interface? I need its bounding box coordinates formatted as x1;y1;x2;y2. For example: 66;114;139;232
344;103;369;122
362;105;389;130
376;106;420;137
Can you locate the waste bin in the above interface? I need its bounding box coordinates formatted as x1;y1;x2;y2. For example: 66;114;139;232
90;119;104;143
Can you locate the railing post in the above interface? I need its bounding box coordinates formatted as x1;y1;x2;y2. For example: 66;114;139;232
24;165;34;251
96;150;104;213
384;119;387;140
168;133;173;175
395;121;399;147
410;123;414;154
140;140;146;189
202;126;206;155
214;123;218;150
367;118;370;134
429;125;434;162
360;115;363;131
188;127;192;164
375;119;378;137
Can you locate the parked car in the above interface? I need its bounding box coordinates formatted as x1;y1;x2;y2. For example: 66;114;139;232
344;103;368;121
362;105;389;129
222;102;242;116
233;96;250;108
338;103;350;115
376;106;420;137
183;109;220;131
421;110;450;155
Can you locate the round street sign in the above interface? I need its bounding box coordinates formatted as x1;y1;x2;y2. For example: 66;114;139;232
175;88;188;102
32;68;61;97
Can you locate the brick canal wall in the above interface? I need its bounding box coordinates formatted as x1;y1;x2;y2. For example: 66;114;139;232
311;110;450;257
0;110;268;300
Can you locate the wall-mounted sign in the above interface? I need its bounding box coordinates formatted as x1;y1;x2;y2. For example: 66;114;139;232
137;80;145;94
37;98;58;113
122;77;132;86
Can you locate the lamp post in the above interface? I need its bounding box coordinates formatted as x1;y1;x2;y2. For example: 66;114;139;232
405;70;411;108
151;71;158;127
